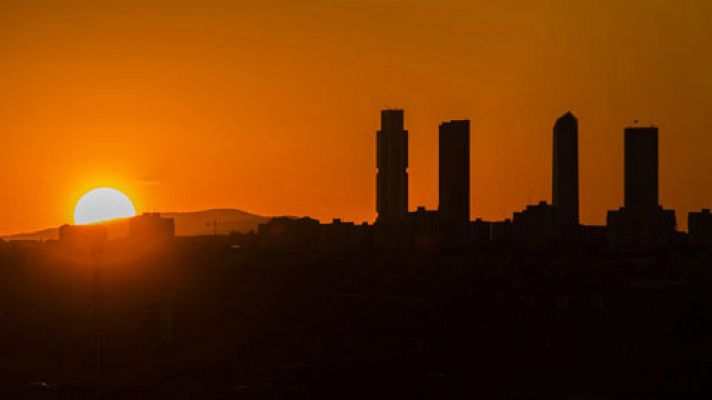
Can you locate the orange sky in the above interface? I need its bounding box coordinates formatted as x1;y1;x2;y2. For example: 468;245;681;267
1;0;710;234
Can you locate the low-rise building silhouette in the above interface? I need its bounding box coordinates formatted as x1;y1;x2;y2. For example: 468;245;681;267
129;213;175;242
689;209;712;248
372;206;440;249
490;219;513;245
607;206;676;250
257;217;321;252
466;218;491;248
58;224;108;249
405;206;441;250
257;217;372;252
317;219;371;253
512;201;561;250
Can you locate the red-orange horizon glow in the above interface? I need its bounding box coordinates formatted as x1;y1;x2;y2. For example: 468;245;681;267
1;1;710;234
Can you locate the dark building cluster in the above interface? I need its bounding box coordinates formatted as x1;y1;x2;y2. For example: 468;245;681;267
252;109;708;254
2;110;712;399
129;212;176;244
40;108;708;255
689;208;712;247
56;212;177;253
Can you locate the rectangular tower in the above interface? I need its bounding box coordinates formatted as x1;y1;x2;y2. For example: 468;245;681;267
552;112;579;226
376;109;408;222
438;120;470;225
624;126;658;210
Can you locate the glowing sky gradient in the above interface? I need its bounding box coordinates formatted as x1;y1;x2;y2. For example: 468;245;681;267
0;0;710;233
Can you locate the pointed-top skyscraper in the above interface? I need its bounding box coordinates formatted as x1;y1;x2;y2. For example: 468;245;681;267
552;112;579;226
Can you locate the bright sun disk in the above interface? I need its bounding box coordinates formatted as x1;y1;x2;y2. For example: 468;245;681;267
74;188;136;225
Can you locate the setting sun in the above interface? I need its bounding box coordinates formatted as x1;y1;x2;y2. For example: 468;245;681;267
74;188;136;225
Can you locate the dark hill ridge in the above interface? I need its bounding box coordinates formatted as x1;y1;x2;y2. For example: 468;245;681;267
162;209;270;236
3;209;271;241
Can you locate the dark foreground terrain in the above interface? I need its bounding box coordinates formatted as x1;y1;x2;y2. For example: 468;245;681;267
1;240;711;399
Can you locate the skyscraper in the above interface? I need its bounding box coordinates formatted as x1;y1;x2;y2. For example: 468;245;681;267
376;109;408;222
607;125;674;250
438;120;470;225
552;112;579;226
624;126;658;210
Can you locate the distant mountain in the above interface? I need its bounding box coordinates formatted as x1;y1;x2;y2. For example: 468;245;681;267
3;209;271;241
162;209;270;236
4;227;60;242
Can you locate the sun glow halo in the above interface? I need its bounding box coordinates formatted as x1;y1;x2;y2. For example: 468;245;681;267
74;188;136;225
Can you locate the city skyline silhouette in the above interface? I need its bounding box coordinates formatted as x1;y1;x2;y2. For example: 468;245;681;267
3;107;704;241
1;1;711;234
1;1;712;398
